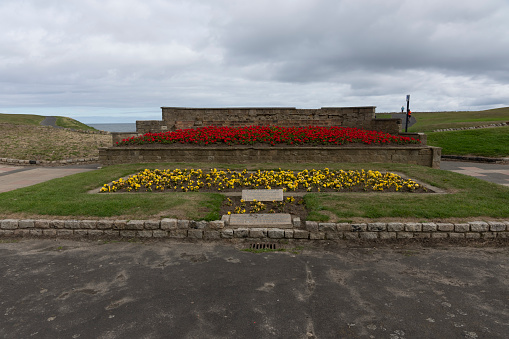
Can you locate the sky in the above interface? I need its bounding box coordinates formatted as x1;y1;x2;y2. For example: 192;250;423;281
1;0;508;123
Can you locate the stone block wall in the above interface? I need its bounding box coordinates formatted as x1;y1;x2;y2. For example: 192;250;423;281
99;145;441;168
1;219;508;241
111;132;139;145
135;107;401;135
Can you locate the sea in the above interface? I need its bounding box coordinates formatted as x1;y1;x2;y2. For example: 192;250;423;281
88;123;137;132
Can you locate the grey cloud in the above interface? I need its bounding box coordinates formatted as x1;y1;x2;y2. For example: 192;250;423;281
0;0;508;120
216;0;509;82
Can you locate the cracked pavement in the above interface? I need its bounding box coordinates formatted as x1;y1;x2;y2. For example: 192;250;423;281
1;239;509;338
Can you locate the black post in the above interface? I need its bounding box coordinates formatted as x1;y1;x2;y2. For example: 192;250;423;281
405;94;410;132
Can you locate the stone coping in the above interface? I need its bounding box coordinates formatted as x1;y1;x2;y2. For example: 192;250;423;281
1;219;508;241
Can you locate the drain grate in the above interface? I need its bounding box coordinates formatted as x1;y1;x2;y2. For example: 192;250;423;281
249;243;280;250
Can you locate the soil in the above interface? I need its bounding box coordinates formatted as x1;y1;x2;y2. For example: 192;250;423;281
219;196;308;220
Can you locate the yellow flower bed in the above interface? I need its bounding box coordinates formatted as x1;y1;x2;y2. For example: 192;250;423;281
100;168;425;193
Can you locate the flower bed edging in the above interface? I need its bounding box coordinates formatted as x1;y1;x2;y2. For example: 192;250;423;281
1;219;508;241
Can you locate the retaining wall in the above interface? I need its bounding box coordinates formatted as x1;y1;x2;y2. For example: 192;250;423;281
99;145;441;168
1;219;508;241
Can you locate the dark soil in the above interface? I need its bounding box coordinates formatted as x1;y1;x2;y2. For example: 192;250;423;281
107;169;431;194
219;196;308;221
112;185;430;194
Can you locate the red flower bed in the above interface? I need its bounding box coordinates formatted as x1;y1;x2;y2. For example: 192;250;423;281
116;126;419;146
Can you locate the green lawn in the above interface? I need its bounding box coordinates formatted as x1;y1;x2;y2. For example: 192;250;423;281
426;126;509;157
1;162;508;222
0;113;45;125
408;107;509;133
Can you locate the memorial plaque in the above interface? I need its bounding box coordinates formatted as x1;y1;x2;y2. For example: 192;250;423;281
228;213;293;228
242;189;283;202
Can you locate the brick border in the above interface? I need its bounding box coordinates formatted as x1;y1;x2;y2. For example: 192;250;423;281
1;219;508;241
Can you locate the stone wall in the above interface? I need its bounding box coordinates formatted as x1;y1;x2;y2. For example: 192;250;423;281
99;145;441;168
136;107;402;135
1;219;508;241
111;132;139;145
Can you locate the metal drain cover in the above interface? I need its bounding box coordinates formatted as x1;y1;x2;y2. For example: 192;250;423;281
249;243;280;250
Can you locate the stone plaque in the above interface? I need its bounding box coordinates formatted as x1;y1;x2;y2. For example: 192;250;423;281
228;213;292;228
242;189;283;202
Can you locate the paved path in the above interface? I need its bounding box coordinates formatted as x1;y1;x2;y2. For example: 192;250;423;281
0;164;99;193
1;239;507;339
440;160;509;187
39;116;58;127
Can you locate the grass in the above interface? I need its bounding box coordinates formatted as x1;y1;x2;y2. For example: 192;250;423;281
55;116;97;131
1;162;508;222
408;107;509;133
426;126;509;157
0;163;224;220
305;163;509;221
0;112;106;161
0;113;45;125
386;107;509;157
0;124;111;161
0;113;97;131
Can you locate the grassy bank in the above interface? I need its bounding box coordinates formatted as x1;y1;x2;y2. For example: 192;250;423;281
1;162;508;222
0;124;111;161
408;107;509;133
55;116;97;131
0;112;96;130
0;111;110;161
0;113;46;126
426;126;509;157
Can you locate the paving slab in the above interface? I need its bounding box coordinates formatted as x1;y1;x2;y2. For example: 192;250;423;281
242;189;283;201
440;160;509;187
0;164;98;193
226;213;293;228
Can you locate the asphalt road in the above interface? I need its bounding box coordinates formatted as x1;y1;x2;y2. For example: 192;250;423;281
40;116;58;127
1;239;508;338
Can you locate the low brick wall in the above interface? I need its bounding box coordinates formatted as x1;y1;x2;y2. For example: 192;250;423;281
99;145;441;168
1;219;508;241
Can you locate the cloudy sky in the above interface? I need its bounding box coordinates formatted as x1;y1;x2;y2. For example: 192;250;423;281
1;0;508;123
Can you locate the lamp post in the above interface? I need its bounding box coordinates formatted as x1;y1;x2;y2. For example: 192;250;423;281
405;95;410;132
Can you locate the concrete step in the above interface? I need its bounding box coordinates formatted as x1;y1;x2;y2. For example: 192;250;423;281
222;213;293;228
